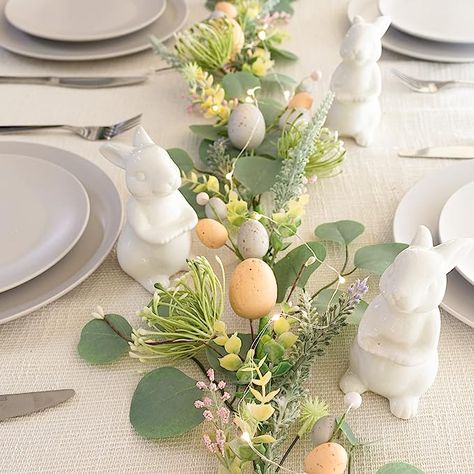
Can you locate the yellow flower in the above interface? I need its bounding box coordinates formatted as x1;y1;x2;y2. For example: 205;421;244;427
247;403;275;422
287;194;309;218
214;335;229;346
214;320;227;334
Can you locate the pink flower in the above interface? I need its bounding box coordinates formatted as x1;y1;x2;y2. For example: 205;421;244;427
221;392;230;401
203;434;217;454
217;381;226;390
203;410;214;421
215;429;226;455
203;397;213;407
308;175;318;184
194;400;205;409
209;383;218;392
217;407;230;424
196;381;207;390
207;368;215;382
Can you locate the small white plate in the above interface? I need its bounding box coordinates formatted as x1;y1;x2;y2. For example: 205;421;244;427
5;0;166;42
393;161;474;328
439;181;474;285
0;0;187;62
0;142;122;325
348;0;474;63
379;0;474;44
0;154;89;293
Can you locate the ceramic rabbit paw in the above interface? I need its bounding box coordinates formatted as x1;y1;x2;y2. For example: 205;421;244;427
389;397;420;420
339;369;367;394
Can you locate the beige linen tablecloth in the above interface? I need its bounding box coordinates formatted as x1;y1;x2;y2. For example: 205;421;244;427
1;1;473;472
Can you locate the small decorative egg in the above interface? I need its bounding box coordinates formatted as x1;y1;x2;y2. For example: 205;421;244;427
304;442;348;474
288;92;313;110
278;107;311;130
229;258;277;320
215;1;238;18
228;103;266;151
196;219;228;249
310;415;337;446
196;192;210;206
205;197;228;221
237;220;269;259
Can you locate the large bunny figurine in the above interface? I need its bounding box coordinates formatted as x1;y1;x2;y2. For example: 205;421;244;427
326;15;391;147
340;226;474;419
101;127;198;293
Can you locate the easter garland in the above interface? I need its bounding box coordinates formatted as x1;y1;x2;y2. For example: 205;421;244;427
78;1;423;473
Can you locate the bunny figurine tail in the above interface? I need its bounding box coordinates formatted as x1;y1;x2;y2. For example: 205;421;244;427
341;226;474;419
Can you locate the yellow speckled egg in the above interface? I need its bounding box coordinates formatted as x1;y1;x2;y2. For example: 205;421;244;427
288;92;313;110
196;219;228;249
215;1;238;18
304;442;348;474
229;258;277;320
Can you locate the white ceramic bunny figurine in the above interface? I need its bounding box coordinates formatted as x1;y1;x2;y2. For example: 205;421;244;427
326;15;391;147
101;127;198;293
340;226;474;419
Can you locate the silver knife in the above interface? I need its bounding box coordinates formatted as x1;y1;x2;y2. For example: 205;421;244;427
399;146;474;159
0;76;148;89
0;389;75;421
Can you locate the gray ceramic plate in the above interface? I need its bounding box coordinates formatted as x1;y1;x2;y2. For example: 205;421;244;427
0;0;187;61
0;154;90;293
0;142;123;324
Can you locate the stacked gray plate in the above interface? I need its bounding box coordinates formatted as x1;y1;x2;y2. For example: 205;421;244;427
0;0;188;61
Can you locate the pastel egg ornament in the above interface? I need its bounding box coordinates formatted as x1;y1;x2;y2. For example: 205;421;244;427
214;1;238;18
310;415;337;446
304;442;348;474
288;91;314;110
229;258;277;320
195;218;228;249
205;196;228;221
228;103;266;151
237;219;269;259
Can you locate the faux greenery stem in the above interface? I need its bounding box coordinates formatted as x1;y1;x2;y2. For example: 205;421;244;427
285;263;306;302
190;356;236;412
275;435;300;472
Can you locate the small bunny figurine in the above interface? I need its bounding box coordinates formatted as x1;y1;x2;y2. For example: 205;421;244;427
101;127;198;293
340;226;474;419
326;15;391;147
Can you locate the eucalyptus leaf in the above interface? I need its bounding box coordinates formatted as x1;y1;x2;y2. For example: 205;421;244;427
180;184;205;218
255;130;280;158
234;155;282;195
130;367;203;438
336;417;359;446
314;289;367;325
190;124;227;140
261;73;298;90
354;243;408;275
273;0;295;14
77;314;132;364
269;46;298;61
376;463;424;474
263;340;285;363
206;334;252;383
167;148;194;174
221;71;260;100
198;139;213;164
258;98;285;126
273;242;327;302
315;220;365;246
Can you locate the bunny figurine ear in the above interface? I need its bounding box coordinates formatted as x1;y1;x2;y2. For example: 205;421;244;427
374;15;391;37
100;143;133;170
434;238;474;272
133;126;155;147
411;225;433;249
352;15;366;25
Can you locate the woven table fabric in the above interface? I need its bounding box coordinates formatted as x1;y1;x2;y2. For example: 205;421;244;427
0;0;473;472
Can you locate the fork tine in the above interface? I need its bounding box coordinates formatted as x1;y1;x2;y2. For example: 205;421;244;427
104;114;142;139
392;69;419;85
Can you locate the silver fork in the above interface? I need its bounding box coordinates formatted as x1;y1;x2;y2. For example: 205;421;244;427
392;68;474;93
0;113;142;140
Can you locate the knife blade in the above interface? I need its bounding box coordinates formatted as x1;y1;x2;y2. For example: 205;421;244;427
0;389;75;421
0;76;148;89
398;146;474;159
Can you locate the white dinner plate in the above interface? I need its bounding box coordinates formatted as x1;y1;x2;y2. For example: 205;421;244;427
0;155;90;293
439;181;474;285
0;142;122;325
379;0;474;45
348;0;474;63
0;0;187;61
393;161;474;328
5;0;166;42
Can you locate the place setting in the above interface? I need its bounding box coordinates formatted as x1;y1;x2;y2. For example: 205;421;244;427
1;1;474;474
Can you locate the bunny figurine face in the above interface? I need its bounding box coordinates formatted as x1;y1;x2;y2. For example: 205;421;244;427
101;127;181;200
380;226;474;313
340;15;391;65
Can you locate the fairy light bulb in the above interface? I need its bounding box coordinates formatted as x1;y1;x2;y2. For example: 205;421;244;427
271;313;281;322
338;275;346;285
283;90;291;101
241;432;251;443
258;30;266;40
225;172;233;180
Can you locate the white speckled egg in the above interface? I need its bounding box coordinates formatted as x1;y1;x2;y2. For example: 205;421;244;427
237;219;269;259
205;197;227;221
228;103;266;151
310;415;337;446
